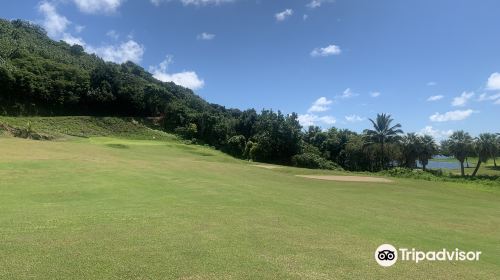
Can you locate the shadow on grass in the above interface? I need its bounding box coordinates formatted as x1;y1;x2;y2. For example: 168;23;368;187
106;143;129;149
486;166;500;171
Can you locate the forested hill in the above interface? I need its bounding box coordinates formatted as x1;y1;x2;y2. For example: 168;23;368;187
0;18;306;165
0;18;214;117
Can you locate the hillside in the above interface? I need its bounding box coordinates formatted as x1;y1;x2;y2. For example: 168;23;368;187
0;19;209;117
0;116;176;140
0;18;307;166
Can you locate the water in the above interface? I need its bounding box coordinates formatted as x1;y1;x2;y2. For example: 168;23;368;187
417;159;474;169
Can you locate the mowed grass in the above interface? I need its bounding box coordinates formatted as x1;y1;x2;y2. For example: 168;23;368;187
0;136;499;279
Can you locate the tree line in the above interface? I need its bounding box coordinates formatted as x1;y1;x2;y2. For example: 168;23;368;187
1;19;498;176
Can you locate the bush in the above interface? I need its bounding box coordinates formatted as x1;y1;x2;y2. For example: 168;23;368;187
291;153;342;170
380;167;500;187
225;135;246;157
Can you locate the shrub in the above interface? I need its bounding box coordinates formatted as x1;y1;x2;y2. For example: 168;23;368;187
291;153;342;170
225;135;246;157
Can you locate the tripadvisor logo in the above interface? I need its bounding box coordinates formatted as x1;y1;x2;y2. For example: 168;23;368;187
375;244;482;267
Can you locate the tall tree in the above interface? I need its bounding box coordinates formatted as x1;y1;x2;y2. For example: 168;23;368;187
418;135;438;171
400;133;420;168
363;113;403;170
442;131;473;176
471;133;492;176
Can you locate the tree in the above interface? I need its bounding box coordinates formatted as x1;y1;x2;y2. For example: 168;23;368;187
478;133;498;168
441;131;473;176
400;133;420;168
471;133;492;177
363;113;403;170
418;135;438;171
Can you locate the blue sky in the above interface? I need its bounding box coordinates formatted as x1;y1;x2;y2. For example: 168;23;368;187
1;0;499;138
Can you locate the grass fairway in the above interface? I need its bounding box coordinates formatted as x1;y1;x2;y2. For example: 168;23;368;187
0;136;499;279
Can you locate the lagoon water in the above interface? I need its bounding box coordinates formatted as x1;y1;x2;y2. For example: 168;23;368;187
417;160;474;169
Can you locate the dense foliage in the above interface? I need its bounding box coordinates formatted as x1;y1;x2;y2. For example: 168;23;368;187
1;19;499;174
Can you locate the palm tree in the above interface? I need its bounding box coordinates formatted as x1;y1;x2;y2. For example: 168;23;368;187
471;134;492;177
442;131;473;176
418;135;438;171
492;133;500;167
400;133;420;168
363;113;403;170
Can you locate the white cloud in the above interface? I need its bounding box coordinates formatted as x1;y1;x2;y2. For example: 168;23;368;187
318;116;336;125
62;33;86;46
306;0;334;9
370;91;380;98
418;126;453;140
429;109;476;122
308;97;333;113
106;30;119;40
487;72;500;90
451;91;474;107
495;99;500;105
478;92;500;102
275;9;293;21
340;88;358;99
197;32;215;40
38;1;70;38
87;40;145;64
427;95;444;102
150;56;205;90
298;114;336;127
75;25;85;33
310;44;341;57
152;0;235;6
303;14;309;20
427;81;437;86
345;114;364;123
37;1;146;64
73;0;124;14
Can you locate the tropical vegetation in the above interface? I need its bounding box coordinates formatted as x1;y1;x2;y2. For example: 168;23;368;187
1;19;499;177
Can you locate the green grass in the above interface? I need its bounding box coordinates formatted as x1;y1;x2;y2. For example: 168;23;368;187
0;136;499;279
0;116;176;140
0;118;499;279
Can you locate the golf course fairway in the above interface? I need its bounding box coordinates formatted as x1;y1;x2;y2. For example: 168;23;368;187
0;136;499;279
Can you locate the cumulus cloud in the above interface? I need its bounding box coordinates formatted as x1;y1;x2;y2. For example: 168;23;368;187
73;0;124;14
487;72;500;90
275;9;293;21
345;114;364;123
306;0;334;9
298;114;336;127
418;126;453;140
310;44;341;57
308;97;333;113
152;0;235;6
451;91;474;107
339;88;358;99
150;56;205;90
427;95;444;102
478;92;500;102
197;32;215;40
37;1;146;65
427;81;437;86
106;30;119;40
87;40;145;64
75;25;85;33
370;91;380;98
429;109;476;122
61;33;86;46
38;1;70;37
